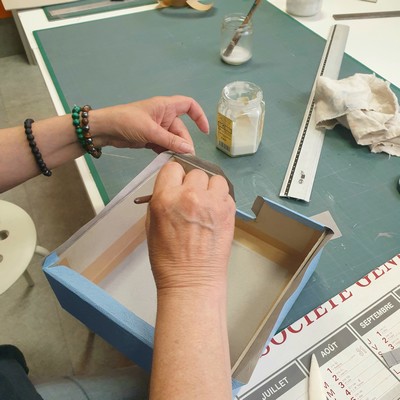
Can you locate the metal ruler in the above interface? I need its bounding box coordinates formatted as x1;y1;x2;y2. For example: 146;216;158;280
48;0;144;17
333;10;400;20
279;24;349;202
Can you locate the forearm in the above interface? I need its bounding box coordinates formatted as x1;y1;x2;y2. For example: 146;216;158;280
0;96;209;193
0;109;112;193
150;287;232;400
0;114;84;192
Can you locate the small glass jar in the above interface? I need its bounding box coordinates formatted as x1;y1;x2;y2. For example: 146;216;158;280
220;13;253;65
216;81;265;157
286;0;322;17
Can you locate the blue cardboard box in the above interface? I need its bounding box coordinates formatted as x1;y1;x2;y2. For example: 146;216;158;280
43;152;332;391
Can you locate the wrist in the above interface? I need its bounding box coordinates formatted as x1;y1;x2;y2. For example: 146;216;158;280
151;259;229;293
83;107;108;148
156;281;227;304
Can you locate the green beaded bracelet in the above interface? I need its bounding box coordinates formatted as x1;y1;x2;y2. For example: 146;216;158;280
71;104;102;159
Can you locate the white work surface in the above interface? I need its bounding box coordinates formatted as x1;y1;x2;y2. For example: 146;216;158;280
16;0;400;213
269;0;400;88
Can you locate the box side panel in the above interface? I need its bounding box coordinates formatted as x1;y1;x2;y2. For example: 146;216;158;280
44;266;154;372
242;198;325;259
227;231;301;365
232;250;323;384
255;205;322;255
230;203;331;384
59;180;152;275
53;152;173;264
253;196;327;231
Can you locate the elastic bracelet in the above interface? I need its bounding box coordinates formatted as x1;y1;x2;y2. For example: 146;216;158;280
24;119;52;177
71;105;102;159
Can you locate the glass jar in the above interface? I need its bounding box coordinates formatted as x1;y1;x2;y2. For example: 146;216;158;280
220;13;253;65
286;0;322;17
216;81;265;157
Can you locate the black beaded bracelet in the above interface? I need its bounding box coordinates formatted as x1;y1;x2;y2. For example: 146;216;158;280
24;119;52;177
71;105;102;159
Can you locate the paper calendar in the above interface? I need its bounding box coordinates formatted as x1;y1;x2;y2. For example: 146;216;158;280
237;255;400;400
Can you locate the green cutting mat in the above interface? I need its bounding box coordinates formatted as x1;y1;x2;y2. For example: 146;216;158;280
44;0;156;20
34;0;400;328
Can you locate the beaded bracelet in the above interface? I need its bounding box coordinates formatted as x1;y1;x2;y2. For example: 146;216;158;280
71;105;102;159
24;119;52;177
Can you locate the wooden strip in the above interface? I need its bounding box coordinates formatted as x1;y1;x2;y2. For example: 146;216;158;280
81;216;147;284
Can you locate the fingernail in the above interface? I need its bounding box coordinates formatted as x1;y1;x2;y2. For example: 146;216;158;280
179;142;194;154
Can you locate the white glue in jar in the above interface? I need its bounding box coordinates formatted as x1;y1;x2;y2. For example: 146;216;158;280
216;81;265;157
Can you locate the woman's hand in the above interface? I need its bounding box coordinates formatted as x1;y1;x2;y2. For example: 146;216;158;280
147;161;235;400
146;161;236;293
92;95;209;154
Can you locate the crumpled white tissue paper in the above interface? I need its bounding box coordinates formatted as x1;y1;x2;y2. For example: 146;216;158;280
314;73;400;156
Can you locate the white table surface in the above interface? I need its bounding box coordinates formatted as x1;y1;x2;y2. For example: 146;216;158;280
269;0;400;88
17;0;400;212
3;0;77;10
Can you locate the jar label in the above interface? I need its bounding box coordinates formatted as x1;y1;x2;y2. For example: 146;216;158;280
216;112;233;153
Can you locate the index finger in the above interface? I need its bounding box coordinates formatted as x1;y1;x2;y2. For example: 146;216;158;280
169;96;210;134
153;161;185;196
